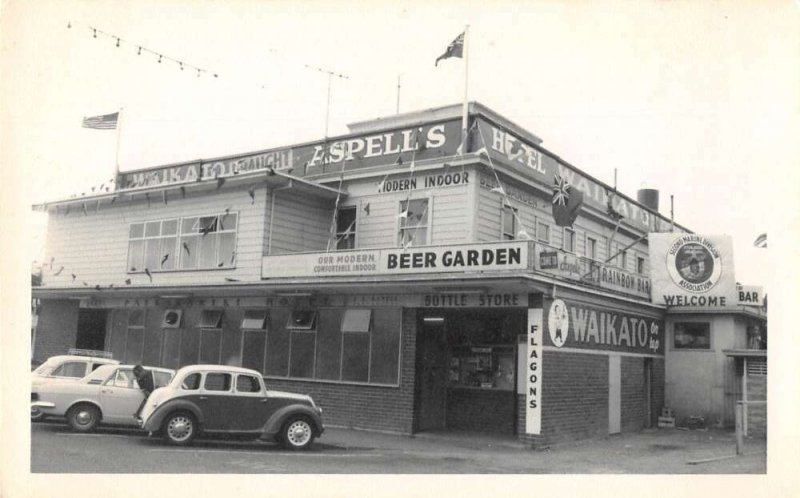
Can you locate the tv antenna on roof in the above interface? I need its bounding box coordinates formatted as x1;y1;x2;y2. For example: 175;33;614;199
304;64;350;140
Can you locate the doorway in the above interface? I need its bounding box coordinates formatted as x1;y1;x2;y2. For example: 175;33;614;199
75;309;109;351
415;316;448;431
609;354;621;434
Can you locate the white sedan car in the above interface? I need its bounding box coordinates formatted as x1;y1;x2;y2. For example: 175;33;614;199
31;354;121;421
32;364;174;432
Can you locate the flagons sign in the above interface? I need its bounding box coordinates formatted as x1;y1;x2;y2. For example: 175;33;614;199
544;299;664;355
526;307;543;434
648;233;737;308
262;241;529;278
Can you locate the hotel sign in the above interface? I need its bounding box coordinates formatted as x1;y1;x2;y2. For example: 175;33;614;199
262;241;529;279
478;118;673;233
534;245;651;299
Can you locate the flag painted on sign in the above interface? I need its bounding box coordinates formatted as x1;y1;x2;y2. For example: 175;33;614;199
82;112;119;129
435;32;465;66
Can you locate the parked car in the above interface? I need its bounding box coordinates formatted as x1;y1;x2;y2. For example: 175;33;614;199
139;365;324;450
31;353;120;421
31;364;174;432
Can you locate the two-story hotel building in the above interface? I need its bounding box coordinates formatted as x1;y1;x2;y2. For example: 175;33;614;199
31;102;766;445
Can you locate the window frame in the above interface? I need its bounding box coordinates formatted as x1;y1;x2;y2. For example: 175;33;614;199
202;372;233;392
536;220;550;244
586;236;598;260
335;206;358;251
126;212;238;274
339;309;373;382
672;322;712;350
398;196;431;247
636;255;646;275
234;373;264;395
563;227;576;253
501;204;517;241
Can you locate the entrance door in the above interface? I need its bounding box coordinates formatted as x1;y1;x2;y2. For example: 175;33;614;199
609;355;621;434
644;358;653;428
76;309;109;351
416;318;447;431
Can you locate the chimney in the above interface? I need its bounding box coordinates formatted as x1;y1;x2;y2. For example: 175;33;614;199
637;188;659;212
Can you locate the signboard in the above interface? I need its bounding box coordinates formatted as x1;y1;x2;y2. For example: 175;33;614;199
544;298;664;355
533;245;651;299
119;119;465;190
378;171;470;194
478;118;673;233
420;293;526;308
737;285;765;306
648;233;737;308
262;241;530;278
478;174;539;208
526;307;543;434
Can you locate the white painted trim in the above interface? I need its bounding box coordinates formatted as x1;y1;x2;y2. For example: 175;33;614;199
542;345;663;358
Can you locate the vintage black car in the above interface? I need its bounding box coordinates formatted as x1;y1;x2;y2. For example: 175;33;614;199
139;365;323;450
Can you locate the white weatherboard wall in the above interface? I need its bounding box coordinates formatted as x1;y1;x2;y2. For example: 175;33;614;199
268;190;333;255
41;185;267;288
323;173;472;249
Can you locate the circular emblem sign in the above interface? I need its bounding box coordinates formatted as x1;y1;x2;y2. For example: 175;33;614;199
548;299;569;347
666;237;723;293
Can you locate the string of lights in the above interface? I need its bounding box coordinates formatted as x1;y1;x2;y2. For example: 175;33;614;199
68;21;219;79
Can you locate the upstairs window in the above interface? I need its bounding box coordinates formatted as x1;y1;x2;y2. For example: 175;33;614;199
128;212;238;273
336;207;357;250
399;199;429;247
502;205;516;241
674;322;711;350
536;221;550;244
587;237;598;260
563;227;576;253
637;256;646;274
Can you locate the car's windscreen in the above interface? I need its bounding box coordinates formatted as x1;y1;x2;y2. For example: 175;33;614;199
153;371;173;388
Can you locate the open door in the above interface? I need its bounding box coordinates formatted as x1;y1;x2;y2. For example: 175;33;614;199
415;316;447;431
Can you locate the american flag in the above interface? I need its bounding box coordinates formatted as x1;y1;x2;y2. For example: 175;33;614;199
82;112;119;130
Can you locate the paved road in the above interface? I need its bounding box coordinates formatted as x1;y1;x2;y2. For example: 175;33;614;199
31;420;766;474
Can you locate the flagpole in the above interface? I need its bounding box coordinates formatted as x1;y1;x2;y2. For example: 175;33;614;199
461;25;470;153
114;107;124;187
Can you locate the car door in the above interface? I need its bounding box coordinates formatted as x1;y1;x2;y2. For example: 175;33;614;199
99;368;145;425
226;374;270;432
197;372;236;431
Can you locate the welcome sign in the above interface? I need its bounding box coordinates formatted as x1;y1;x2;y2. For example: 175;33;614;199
648;233;737;308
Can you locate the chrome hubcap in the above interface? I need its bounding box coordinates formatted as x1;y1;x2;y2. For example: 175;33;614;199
287;420;311;446
75;410;93;425
167;416;193;441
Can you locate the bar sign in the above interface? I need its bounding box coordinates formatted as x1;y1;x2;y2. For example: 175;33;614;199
526;307;543;434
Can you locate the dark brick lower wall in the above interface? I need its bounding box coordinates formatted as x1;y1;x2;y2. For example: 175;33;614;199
446;388;516;434
516;352;665;447
33;300;80;364
517;351;608;447
262;307;418;435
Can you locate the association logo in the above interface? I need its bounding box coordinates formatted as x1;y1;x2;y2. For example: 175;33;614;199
548;299;569;347
666;236;723;293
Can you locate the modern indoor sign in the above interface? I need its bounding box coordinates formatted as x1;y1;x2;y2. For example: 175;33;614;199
262;241;529;278
648;233;737;308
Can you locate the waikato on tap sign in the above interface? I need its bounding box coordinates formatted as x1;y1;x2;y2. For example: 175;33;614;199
544;298;664;355
648;233;737;308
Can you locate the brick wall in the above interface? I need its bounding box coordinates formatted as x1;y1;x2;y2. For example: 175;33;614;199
264;307;418;434
446;388;516;434
516;352;665;446
33;299;80;363
517;351;608;447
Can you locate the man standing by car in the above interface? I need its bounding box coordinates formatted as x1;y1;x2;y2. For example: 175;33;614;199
133;364;155;418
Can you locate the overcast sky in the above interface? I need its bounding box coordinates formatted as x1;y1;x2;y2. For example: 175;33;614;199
3;0;798;289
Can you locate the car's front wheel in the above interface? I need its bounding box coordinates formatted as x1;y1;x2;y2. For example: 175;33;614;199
31;407;45;422
162;411;197;446
67;404;100;432
281;415;315;451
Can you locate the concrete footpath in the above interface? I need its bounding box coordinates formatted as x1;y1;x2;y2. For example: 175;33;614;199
318;426;767;473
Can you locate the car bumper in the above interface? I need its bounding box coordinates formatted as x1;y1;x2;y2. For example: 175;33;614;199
31;401;55;409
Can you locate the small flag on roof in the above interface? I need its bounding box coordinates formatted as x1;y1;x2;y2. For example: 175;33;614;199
82;112;119;130
435;32;465;66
